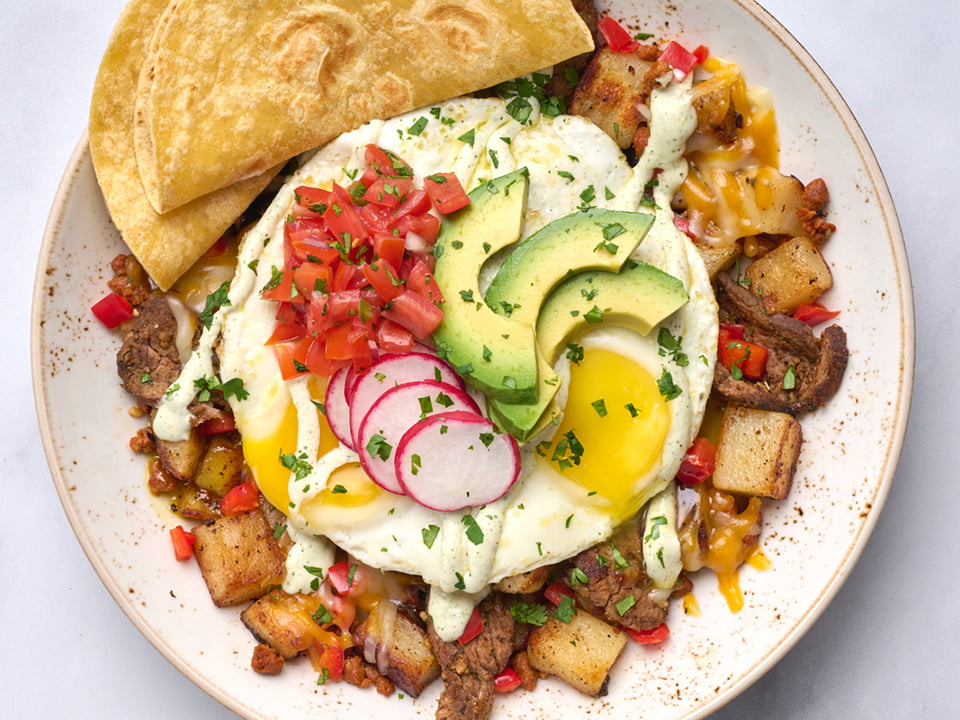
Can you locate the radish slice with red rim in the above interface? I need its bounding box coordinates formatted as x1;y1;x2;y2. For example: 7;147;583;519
348;352;463;448
357;380;479;494
395;410;520;511
324;365;355;449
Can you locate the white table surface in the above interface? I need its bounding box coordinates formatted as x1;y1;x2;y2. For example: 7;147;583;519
4;1;957;718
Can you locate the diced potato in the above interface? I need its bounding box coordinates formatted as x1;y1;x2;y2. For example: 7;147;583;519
192;435;244;497
713;405;803;500
739;166;805;238
569;47;656;149
744;235;833;314
192;509;285;607
156;428;205;481
241;590;317;659
526;613;626;697
353;608;440;697
170;483;219;522
494;566;551;594
695;240;741;279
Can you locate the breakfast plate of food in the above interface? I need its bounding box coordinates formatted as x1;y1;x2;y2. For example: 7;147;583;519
32;0;912;719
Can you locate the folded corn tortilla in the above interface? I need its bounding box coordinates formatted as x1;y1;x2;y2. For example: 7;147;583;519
133;0;595;214
89;0;280;291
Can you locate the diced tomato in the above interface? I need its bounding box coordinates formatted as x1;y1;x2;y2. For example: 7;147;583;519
598;16;640;53
293;185;331;216
395;211;440;247
405;260;444;305
304;337;347;378
309;638;345;683
267;321;308;345
363;175;414;208
718;326;768;381
362;260;404;302
198;413;237;435
332;261;366;293
372;231;407;270
493;666;523;693
659;41;701;79
623;622;670;645
382;289;444;339
294;261;333;298
793;302;841;326
376;318;415;354
358;203;394;233
219;480;261;516
423;173;471;214
364;144;412;178
327;560;361;595
170;525;196;561
324;184;370;247
391;188;432;222
676;437;717;485
260;267;302;304
274;337;312;380
324;321;370;361
458;607;484;644
91;292;134;329
544;580;574;606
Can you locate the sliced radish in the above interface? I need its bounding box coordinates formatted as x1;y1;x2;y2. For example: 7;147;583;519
348;352;463;447
324;365;355;449
357;380;479;494
395;410;520;511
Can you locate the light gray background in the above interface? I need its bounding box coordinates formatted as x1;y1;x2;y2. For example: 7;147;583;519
3;1;957;717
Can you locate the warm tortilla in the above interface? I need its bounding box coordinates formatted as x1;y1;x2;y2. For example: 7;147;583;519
89;0;280;291
133;0;595;214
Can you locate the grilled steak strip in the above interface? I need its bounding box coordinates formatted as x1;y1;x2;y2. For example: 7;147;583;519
117;294;181;404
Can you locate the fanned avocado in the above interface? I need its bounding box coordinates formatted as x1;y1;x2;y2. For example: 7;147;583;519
483;209;655;440
536;260;690;363
431;168;539;403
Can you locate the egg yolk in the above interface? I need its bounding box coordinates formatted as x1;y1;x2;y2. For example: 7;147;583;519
242;377;339;514
550;347;670;510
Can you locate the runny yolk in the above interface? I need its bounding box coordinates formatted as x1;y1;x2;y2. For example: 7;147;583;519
243;377;340;514
550;347;670;508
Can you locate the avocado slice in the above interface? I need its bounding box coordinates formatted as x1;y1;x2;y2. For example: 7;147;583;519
483;209;655;440
491;260;689;442
431;168;540;403
537;259;690;364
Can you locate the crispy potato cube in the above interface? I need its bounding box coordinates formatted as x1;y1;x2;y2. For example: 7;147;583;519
570;47;656;149
192;435;244;497
695;240;741;279
241;590;317;659
192;509;285;607
739;166;805;238
526;613;626;697
353;609;440;697
744;235;833;314
713;405;803;500
494;566;551;594
156;428;204;481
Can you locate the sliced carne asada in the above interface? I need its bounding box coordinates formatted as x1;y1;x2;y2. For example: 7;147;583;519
570;519;668;632
427;593;516;720
117;294;181;404
714;272;848;415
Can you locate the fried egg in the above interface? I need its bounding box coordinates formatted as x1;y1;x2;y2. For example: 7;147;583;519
159;81;717;639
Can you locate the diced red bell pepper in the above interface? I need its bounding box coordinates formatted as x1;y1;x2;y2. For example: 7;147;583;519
597;16;640;53
659;41;701;79
544;579;574;606
198;414;237;435
327;560;361;595
793;302;841;326
219;480;261;516
493;666;523;693
91;292;134;329
623;622;670;645
718;325;768;380
310;639;345;683
423;173;471;214
676;437;717;485
457;607;484;644
170;525;196;561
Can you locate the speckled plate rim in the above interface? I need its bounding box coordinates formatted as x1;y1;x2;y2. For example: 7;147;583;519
32;0;914;718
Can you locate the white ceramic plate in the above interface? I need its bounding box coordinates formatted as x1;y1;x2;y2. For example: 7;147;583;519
32;0;912;718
